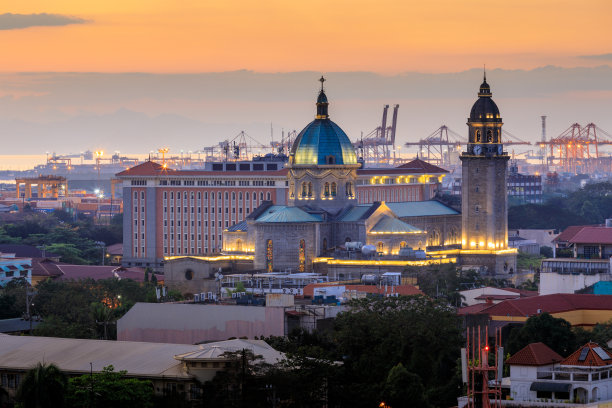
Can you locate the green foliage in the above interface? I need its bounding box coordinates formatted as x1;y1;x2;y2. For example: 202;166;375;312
333;296;462;407
507;313;576;356
382;363;428;408
574;319;612;347
66;365;153;408
16;362;67;408
0;277;28;318
517;252;544;271
226;281;247;296
32;279;156;339
0;212;122;265
540;246;554;258
509;182;612;229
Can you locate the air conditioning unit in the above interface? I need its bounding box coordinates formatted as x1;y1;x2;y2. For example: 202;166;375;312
231;293;237;299
194;294;200;302
208;292;214;300
201;292;207;300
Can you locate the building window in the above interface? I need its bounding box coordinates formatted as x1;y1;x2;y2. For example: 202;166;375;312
331;182;337;197
376;242;384;253
298;239;306;273
266;239;273;272
324;182;330;197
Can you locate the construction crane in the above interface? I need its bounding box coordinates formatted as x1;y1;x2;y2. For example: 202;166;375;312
202;131;274;162
539;123;612;174
404;126;531;167
404;125;464;167
357;104;399;167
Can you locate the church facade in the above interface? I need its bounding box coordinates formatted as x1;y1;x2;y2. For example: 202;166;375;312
224;78;462;273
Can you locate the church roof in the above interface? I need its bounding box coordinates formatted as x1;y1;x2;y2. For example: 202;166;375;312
386;201;460;217
226;220;248;232
289;79;357;167
370;215;422;234
255;206;323;223
337;205;373;222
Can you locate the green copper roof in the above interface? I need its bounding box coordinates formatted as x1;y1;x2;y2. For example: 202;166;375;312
289;79;357;166
337;205;373;222
386;201;460;217
370;215;422;234
255;206;323;223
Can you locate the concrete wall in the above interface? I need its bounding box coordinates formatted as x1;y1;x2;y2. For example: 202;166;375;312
164;257;252;295
540;272;611;295
252;222;319;272
117;303;285;344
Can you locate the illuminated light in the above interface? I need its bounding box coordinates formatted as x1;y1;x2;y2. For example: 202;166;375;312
484;345;489;352
487;242;495;249
320;258;456;266
479;241;485;248
470;241;476;248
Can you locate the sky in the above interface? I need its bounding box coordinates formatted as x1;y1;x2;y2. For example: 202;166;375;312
0;1;611;157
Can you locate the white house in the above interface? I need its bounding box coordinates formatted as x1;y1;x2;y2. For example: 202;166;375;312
507;342;612;404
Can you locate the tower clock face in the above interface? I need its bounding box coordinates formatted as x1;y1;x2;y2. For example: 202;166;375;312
473;145;482;155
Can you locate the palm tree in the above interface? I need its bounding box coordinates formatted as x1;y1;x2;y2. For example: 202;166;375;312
16;362;67;408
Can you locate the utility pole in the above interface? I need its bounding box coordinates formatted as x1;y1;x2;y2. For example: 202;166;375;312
25;286;36;334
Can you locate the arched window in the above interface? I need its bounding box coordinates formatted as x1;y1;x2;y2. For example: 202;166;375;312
346;182;353;198
298;239;306;272
245;192;249;200
232;192;235;200
487;130;493;143
266;192;271;200
289;182;294;199
307;182;313;197
266;239;273;272
324;182;330;197
322;238;327;252
400;241;407;249
475;130;481;142
302;182;307;198
331;182;337;197
236;239;243;252
376;242;384;253
260;192;264;201
239;192;243;200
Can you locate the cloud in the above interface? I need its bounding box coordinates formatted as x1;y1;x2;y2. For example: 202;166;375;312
579;53;612;61
0;13;87;30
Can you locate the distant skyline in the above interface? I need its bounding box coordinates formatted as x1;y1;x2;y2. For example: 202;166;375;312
1;1;611;156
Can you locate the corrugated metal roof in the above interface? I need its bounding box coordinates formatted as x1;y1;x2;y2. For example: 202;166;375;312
175;339;284;364
0;334;198;378
255;206;322;223
386;201;459;217
370;215;422;234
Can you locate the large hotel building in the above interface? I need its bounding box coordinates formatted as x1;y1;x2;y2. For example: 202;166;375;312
117;158;448;269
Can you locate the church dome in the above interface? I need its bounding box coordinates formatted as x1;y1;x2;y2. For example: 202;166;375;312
469;76;500;121
290;78;358;166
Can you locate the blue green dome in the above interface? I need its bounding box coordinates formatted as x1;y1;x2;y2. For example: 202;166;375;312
289;78;357;166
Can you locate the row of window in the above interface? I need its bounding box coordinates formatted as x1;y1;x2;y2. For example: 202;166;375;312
162;191;270;201
157;179;276;186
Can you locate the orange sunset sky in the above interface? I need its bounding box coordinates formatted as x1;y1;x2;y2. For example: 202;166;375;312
3;0;612;73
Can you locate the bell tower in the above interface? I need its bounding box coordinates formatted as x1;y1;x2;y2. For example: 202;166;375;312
460;73;512;263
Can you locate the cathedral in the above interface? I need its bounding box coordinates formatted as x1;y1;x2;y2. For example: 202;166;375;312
223;75;516;275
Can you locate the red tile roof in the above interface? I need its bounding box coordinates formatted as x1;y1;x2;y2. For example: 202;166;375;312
106;243;123;256
554;225;597;243
303;282;423;298
506;342;564;366
56;265;146;282
569;227;612;245
357;158;448;175
481;294;612;317
561;342;612;367
32;259;64;277
457;303;495;315
116;160;288;177
474;294;520;301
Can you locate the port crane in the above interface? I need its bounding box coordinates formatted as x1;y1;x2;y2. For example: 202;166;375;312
357;104;399;167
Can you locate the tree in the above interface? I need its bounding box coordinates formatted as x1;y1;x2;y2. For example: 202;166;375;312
16;362;67;408
507;313;576;356
65;365;153;408
332;296;463;408
382;363;428;408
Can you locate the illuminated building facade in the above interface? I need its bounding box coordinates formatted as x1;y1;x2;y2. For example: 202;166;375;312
459;74;517;274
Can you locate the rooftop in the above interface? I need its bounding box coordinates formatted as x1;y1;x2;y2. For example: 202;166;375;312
569;226;612;245
479;294;612;317
254;206;323;223
506;342;564;366
562;342;612;367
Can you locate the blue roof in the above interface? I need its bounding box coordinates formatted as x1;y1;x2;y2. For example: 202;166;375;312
255;206;323;223
370;215;422;234
226;220;248;232
337;205;374;222
290;119;357;166
386;201;460;217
